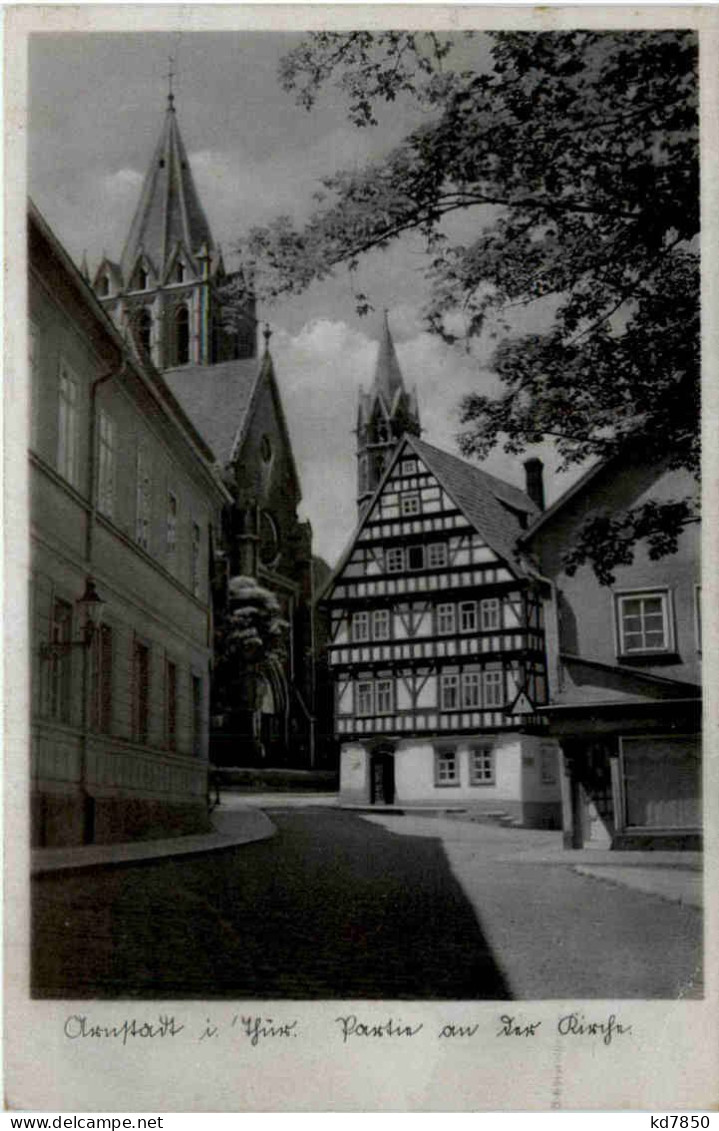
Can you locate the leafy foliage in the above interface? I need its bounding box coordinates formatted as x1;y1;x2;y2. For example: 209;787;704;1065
241;30;700;579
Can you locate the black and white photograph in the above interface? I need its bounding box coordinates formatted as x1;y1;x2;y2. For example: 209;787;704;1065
5;4;717;1113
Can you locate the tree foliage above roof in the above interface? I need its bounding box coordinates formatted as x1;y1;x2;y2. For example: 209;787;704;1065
240;30;699;581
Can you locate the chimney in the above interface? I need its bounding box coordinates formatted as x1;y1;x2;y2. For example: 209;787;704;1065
524;458;545;511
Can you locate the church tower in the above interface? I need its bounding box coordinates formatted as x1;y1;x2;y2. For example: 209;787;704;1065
356;312;421;514
92;88;255;369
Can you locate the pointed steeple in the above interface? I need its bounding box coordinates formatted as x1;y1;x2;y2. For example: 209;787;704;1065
372;309;405;408
356;311;421;514
120;97;214;284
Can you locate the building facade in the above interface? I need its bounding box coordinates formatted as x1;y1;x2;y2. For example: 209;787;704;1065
522;456;701;849
91;94;324;769
324;421;562;824
29;201;231;847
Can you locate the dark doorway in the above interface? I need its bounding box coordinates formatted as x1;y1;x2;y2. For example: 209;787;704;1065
371;747;395;805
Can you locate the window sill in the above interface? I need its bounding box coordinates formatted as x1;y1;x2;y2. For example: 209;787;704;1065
470;781;495;787
617;651;680;666
435;781;461;788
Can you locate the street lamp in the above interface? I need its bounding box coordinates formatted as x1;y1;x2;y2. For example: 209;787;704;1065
40;576;106;658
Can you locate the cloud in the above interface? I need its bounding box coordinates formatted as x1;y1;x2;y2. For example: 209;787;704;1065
270;309;585;566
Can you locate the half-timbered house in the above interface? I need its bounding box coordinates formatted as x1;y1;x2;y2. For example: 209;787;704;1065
323;434;562;826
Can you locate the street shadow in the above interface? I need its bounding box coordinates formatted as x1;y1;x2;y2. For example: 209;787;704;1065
32;809;511;999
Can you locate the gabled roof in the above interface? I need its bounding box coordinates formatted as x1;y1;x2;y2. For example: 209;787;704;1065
162;350;302;498
120;97;214;284
410;437;539;570
163;357;261;467
320;434;538;600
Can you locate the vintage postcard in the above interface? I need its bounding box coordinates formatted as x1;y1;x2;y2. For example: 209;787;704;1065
4;3;718;1112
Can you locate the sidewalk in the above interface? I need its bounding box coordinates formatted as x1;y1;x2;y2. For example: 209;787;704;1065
31;804;275;876
359;812;703;909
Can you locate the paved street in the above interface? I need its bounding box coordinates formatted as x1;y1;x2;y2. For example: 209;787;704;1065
32;809;702;1000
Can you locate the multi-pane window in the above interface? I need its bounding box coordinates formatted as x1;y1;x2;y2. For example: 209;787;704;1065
357;681;374;716
480;598;501;630
97;410;116;519
401;459;418;475
192;675;203;757
386;547;404;573
57;363;80;487
470;746;495;785
352;611;369;642
401;493;420;516
133;640;150;744
461;672;481;708
48;599;72;722
436;749;459;785
375;679;393;714
616;591;671;654
135;444;151;550
191;522;201;597
440;673;460;710
90;624;113;733
407;545;425;571
459;602;477;633
427;543;447;569
167;491;178;552
483;670;504;708
372;609;390;641
437;604;456;635
166;660;177;751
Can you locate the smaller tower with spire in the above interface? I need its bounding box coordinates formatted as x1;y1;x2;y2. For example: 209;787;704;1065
356;312;421;514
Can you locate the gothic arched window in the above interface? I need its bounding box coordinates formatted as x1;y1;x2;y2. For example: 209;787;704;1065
138;266;149;290
174;305;190;366
97;274;110;298
174;260;185;284
137;308;152;357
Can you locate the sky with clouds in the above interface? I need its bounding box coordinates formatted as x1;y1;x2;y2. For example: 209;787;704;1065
29;28;582;565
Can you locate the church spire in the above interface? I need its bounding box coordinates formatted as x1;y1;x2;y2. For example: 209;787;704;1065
356;311;421;514
119;94;214;285
372;309;406;408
